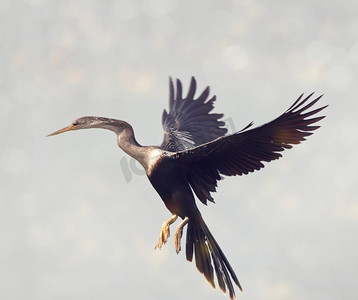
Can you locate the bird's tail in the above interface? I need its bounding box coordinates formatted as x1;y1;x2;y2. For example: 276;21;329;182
186;214;242;299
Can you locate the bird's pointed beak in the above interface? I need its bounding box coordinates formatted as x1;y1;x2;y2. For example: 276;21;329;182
47;125;76;137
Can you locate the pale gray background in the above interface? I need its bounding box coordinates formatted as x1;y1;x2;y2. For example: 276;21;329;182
1;0;357;299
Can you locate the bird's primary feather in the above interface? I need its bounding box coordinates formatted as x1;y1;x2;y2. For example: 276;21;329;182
161;77;228;151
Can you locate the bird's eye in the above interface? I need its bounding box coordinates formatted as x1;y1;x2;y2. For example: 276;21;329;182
72;121;80;126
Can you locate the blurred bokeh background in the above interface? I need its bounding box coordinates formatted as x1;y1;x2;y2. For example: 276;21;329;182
1;0;357;299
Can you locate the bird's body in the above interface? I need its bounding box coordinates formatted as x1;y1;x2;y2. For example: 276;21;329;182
148;153;196;217
48;77;327;299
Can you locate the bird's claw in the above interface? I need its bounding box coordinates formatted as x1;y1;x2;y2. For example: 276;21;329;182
154;223;171;250
174;226;183;253
174;217;189;254
154;215;178;250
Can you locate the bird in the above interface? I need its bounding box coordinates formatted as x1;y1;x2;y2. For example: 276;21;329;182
48;77;327;299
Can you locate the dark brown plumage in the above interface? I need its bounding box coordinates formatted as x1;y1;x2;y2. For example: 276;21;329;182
48;77;327;299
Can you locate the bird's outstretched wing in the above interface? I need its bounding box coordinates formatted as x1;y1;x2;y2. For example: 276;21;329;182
160;77;228;151
171;93;327;205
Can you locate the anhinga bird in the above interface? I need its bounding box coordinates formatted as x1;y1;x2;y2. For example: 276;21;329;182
48;77;326;299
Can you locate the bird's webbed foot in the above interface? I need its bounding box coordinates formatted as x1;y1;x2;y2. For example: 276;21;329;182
174;217;189;254
154;214;178;250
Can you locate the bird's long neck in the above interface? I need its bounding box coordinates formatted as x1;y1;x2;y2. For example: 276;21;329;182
95;118;156;172
117;125;145;161
103;119;151;169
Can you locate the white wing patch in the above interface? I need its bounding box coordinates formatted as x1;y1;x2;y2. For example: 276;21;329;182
175;130;195;146
147;148;165;175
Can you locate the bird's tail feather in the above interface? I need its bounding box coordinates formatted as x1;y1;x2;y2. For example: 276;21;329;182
186;214;242;299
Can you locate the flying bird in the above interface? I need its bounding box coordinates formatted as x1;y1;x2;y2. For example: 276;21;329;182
48;77;326;299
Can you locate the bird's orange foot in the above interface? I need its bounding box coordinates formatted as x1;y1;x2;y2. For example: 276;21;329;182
154;214;178;250
174;217;189;254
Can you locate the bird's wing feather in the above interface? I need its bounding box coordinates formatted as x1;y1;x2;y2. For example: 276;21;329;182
160;77;228;151
171;93;327;205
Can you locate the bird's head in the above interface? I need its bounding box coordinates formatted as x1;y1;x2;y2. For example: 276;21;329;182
47;117;108;136
47;116;131;136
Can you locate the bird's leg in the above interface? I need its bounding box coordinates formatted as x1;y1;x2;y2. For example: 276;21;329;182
154;214;178;250
174;217;189;254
